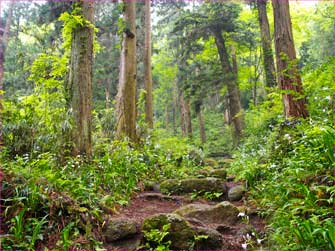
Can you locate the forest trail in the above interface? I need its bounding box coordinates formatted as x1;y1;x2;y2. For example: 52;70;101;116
102;159;266;250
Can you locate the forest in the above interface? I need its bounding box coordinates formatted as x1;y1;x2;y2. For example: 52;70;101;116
0;0;333;250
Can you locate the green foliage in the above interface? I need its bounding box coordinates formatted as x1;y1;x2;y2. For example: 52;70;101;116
143;223;172;250
59;8;100;54
303;58;333;122
229;117;334;250
57;222;76;250
191;190;223;201
3;52;70;157
1;132;203;249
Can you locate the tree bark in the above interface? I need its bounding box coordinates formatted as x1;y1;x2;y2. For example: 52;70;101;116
172;79;178;135
144;0;153;128
212;28;243;142
179;92;192;138
0;1;14;151
115;0;137;141
185;98;192;139
179;93;187;137
68;1;94;157
257;0;277;87
272;0;308;119
197;108;206;144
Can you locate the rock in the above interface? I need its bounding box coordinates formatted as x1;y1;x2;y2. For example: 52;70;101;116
174;201;240;225
104;234;142;250
103;218;140;242
160;178;226;195
208;168;227;179
142;213;196;250
142;213;223;250
194;227;223;250
197;167;214;177
216;224;237;235
203;158;218;167
217;158;234;167
228;185;246;201
196;168;227;180
143;181;160;192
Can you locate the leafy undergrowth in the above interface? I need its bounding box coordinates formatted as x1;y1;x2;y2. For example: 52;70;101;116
1;137;203;250
228;120;334;250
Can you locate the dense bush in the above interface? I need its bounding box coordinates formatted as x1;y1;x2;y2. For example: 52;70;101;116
228;65;334;250
1;133;203;250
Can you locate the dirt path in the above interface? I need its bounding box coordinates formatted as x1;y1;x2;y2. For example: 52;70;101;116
105;188;265;250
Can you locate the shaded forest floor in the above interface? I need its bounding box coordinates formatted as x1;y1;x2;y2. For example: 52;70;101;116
103;176;266;250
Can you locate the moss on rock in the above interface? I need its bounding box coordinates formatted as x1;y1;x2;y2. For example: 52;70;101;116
142;213;195;250
228;185;246;201
174;201;240;225
103;218;139;242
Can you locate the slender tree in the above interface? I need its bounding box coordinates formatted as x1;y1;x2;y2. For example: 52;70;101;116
272;0;308;118
115;0;137;141
256;0;276;87
68;1;94;157
212;28;243;142
0;1;14;151
179;92;192;138
144;0;153;128
196;104;206;144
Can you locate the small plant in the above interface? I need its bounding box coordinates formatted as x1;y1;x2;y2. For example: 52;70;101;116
57;222;76;250
27;215;48;250
11;208;26;245
203;191;223;200
143;223;172;251
191;234;209;249
238;212;249;224
191;191;223;200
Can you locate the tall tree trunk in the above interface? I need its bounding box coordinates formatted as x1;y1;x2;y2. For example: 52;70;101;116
257;0;277;87
172;79;178;135
179;92;187;137
68;1;94;157
179;92;192;138
185;98;192;139
272;0;308;119
0;1;14;151
197;108;206;144
144;0;153;128
136;2;145;89
115;0;137;141
212;28;243;142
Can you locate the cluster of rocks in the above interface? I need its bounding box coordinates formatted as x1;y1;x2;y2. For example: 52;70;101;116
103;201;244;250
103;158;249;250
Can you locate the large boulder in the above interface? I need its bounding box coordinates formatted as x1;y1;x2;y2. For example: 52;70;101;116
228;185;246;201
193;227;223;250
104;235;142;251
203;158;218;167
174;201;240;225
160;177;226;195
142;213;223;250
208;168;227;179
103;218;140;242
142;213;196;250
197;168;227;180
